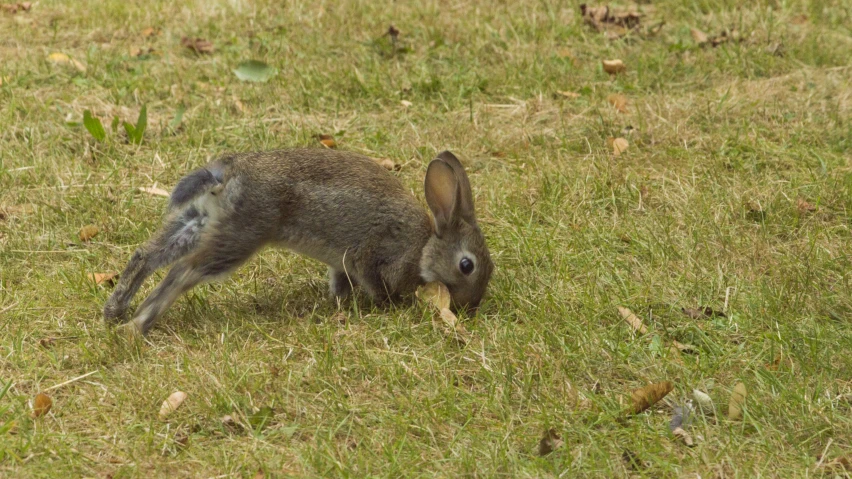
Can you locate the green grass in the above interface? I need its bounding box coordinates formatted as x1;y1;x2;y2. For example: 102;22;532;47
2;0;851;476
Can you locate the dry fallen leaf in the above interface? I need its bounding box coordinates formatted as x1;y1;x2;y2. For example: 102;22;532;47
32;392;52;417
181;37;214;54
617;306;647;334
39;337;56;348
690;28;709;44
318;134;336;149
373;158;396;171
609;137;629;156
417;281;452;310
400;100;413;107
48;52;86;73
556;90;581;99
606;93;628;113
672;426;694;446
141;26;159;37
139;186;171;198
538;428;563;456
159;391;188;420
436;308;471;345
602;59;626;75
88;272;119;286
629;381;673;414
727;382;747;420
693;389;714;414
580;4;641;38
79;224;99;242
796;198;816;214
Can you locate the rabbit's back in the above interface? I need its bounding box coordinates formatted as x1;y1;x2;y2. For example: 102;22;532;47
217;149;431;268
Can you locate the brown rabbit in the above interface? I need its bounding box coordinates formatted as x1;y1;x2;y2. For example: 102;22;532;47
105;149;493;336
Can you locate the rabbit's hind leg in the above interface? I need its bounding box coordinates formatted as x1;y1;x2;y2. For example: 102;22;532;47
328;268;357;300
104;204;210;322
124;225;265;336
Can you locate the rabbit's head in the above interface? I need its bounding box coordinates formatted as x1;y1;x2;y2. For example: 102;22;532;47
420;151;494;312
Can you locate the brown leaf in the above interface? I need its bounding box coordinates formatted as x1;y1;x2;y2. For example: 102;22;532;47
436;308;471;346
159;391;188;420
373;158;396;171
606;93;628;113
617;306;647;334
48;52;87;73
39;337;56;348
88;272;119;286
727;382;746;420
602;59;626;75
79;224;99;242
317;134;336;149
538;428;563;456
400;100;413;108
796;198;816;214
138;186;171;198
789;14;808;25
690;28;709;45
672;427;694;446
32;392;52;417
181;37;214;54
141;26;159;37
608;137;629;156
417;281;451;311
581;4;641;34
629;381;673;414
556;90;581;99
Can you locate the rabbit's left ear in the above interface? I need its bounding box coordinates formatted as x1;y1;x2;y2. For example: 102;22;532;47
425;159;458;237
435;151;476;225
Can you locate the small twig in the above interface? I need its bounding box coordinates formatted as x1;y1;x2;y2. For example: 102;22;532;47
0;302;18;316
815;438;834;470
44;371;99;392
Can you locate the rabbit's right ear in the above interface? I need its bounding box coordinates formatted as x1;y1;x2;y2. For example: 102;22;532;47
425;159;458;237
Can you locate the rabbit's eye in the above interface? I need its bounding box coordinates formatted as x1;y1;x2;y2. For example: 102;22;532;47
459;257;474;275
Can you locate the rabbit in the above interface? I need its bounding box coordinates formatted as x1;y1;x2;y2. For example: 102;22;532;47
104;148;494;336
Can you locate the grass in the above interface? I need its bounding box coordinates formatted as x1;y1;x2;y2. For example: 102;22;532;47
1;0;851;476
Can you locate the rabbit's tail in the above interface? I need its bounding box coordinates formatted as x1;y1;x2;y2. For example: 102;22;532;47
168;162;227;211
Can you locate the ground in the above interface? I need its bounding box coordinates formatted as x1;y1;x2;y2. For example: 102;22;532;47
1;0;851;477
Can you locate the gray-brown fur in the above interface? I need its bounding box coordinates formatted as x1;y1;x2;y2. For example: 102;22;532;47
105;148;493;335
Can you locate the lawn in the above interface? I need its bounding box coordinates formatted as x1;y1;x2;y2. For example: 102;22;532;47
1;0;851;477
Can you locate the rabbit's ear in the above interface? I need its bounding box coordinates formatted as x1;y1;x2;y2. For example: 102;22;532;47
425;159;458;237
435;151;476;224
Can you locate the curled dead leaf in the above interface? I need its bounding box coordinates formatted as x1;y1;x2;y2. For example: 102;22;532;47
32;392;52;417
556;90;581;99
727;382;747;420
48;52;87;73
159;391;188;420
628;381;673;414
538;428;563;456
580;4;641;37
373;158;396;171
609;137;629;156
181;37;214;54
617;306;647;334
317;134;336;149
79;224;99;242
606;93;628;113
88;272;119;286
138;186;171;198
417;281;451;311
602;59;626;75
693;389;714;414
672;427;694;446
690;28;709;45
796;198;816;214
